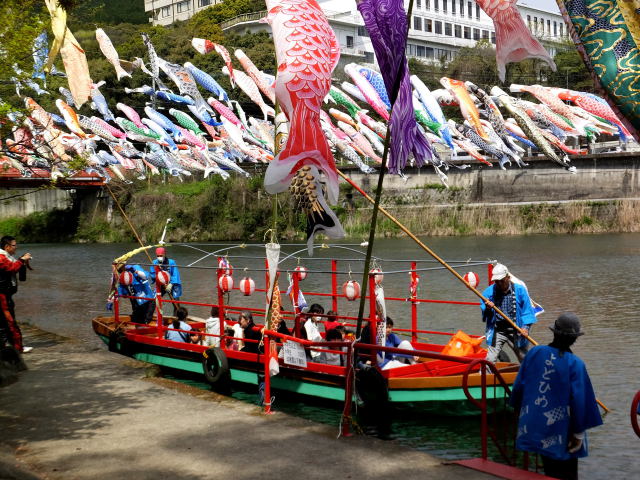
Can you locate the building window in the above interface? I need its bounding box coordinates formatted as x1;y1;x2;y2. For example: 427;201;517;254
467;1;472;18
553;21;557;36
435;0;439;12
527;15;531;28
417;0;422;9
357;26;369;37
443;0;447;14
459;0;464;16
473;28;480;40
425;47;434;58
464;26;471;39
161;6;170;17
491;31;496;44
445;22;452;36
560;23;564;37
436;48;451;61
364;52;374;63
417;45;426;57
414;16;422;31
482;29;489;40
346;36;354;48
426;0;430;10
454;24;462;38
406;43;416;56
176;1;190;13
452;0;456;14
425;19;433;32
198;0;211;6
476;5;480;20
547;20;551;35
435;21;442;34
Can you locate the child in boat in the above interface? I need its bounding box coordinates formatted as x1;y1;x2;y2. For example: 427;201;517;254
378;317;416;370
203;306;221;347
324;310;341;333
165;307;197;343
319;327;344;366
223;327;239;351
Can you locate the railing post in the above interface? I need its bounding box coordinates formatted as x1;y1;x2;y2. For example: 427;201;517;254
217;267;225;324
331;259;338;312
341;341;354;437
488;263;494;286
114;292;120;323
155;265;163;339
368;274;378;367
411;261;418;343
481;361;488;460
263;333;273;414
293;273;301;337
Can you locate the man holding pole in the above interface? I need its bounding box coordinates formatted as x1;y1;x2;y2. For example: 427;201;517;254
480;263;537;363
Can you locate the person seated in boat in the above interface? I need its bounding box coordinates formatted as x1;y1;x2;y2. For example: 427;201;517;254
149;247;182;314
318;327;345;366
223;327;239;351
378;317;416;370
324;310;341;333
480;263;537;363
300;303;324;361
117;264;155;325
203;306;222;347
165;307;197;343
238;310;262;353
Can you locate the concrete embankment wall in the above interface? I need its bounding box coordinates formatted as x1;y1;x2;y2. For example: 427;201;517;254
0;188;73;219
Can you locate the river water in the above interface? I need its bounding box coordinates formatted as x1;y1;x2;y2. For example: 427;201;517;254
14;234;640;478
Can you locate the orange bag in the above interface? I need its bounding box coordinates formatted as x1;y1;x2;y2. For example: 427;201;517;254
441;330;484;357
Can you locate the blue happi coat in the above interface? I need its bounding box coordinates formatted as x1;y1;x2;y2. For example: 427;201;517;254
118;265;154;305
149;258;182;298
510;345;603;460
480;282;537;348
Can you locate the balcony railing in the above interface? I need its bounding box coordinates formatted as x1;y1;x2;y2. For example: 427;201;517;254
220;10;268;30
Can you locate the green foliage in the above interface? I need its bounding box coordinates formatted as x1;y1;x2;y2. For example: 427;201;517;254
0;209;78;243
67;0;148;28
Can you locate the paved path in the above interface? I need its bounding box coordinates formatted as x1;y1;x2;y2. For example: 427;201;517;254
0;327;498;480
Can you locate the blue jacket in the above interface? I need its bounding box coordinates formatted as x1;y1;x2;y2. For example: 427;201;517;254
379;332;412;368
480;282;537;348
118;265;154;305
150;258;182;298
510;345;602;460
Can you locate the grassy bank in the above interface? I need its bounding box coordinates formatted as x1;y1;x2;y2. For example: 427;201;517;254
4;176;640;243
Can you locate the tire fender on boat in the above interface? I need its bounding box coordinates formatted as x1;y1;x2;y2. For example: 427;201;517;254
355;366;389;407
202;347;230;385
108;331;132;357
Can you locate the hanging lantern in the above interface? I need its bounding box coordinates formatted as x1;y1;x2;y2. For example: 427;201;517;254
370;268;384;285
156;270;170;286
219;274;234;293
409;274;420;297
342;280;361;301
294;265;307;281
119;271;134;286
239;277;255;296
464;271;480;288
218;257;233;276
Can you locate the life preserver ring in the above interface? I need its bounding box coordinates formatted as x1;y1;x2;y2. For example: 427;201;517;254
202;347;230;386
355;366;389;407
108;331;133;357
631;390;640;439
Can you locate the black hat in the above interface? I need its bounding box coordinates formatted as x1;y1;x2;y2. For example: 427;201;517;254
549;312;584;336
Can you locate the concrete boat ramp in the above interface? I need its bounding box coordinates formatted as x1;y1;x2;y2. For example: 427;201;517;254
0;327;522;480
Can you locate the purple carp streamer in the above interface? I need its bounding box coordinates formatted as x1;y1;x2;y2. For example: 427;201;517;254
356;0;432;173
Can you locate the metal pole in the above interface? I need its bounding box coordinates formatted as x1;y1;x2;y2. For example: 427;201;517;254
411;261;417;343
331;259;338;312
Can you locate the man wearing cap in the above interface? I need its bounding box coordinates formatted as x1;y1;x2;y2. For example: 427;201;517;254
480;263;537;363
149;247;182;314
510;313;602;480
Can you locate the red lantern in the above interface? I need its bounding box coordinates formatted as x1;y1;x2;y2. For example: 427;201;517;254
156;270;170;285
463;271;480;288
342;280;361;301
239;277;255;296
219;274;234;293
294;265;307;281
119;271;133;286
218;257;233;276
370;268;384;285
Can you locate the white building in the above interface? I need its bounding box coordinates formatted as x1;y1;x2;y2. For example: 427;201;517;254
145;0;567;64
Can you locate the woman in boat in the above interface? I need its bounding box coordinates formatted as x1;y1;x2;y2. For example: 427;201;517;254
300;303;324;360
118;264;155;325
165;307;197;343
238;311;262;353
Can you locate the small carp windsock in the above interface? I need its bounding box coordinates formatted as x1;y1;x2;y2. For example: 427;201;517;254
96;28;131;81
475;0;556;82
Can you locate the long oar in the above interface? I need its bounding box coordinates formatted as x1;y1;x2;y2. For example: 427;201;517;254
337;170;610;413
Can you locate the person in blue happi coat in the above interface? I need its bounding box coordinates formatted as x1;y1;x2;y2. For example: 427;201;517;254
510;313;603;480
480;263;537;363
118;264;155;324
149;247;182;314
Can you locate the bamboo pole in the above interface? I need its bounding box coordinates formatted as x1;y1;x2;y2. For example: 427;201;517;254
337;170;610;413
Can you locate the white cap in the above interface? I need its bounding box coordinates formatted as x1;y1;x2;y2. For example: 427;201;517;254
491;263;509;281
